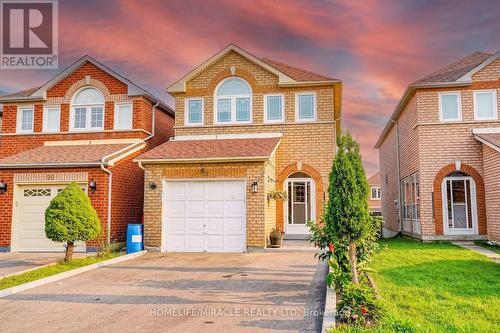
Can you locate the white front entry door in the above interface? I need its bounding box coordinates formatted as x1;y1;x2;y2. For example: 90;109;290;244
441;176;478;235
285;178;315;234
163;180;246;252
14;184;86;252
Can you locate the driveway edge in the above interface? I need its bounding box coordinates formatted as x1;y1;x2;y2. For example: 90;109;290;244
321;267;336;332
0;250;147;298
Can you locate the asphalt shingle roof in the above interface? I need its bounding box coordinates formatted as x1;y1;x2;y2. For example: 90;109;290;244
262;58;337;82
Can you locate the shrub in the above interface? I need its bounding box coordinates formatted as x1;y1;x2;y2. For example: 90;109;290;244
337;282;382;326
45;182;101;261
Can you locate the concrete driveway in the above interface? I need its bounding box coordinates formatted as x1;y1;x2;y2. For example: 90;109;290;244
0;252;327;333
0;252;87;278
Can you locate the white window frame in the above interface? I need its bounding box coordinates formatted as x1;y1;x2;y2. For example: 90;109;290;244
69;87;105;132
264;93;285;124
42;105;61;133
370;186;381;200
438;92;462;122
16;106;34;133
213;77;252;125
295;92;317;122
113;102;133;130
473;89;498;121
184;98;204;126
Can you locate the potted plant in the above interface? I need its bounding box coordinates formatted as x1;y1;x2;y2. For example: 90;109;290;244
269;228;285;248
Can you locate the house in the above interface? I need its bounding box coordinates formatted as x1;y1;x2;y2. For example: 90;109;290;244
135;44;342;252
376;51;500;241
0;56;175;252
368;172;382;217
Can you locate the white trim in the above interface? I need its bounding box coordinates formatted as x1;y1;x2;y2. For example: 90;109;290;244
44;138;142;146
16;106;34;133
42;105;61;133
284;177;316;235
370;186;381;200
473;89;498;121
263;93;285;124
474;135;500;153
295;92;317;122
441;176;478;236
113;102;133;130
213;77;252;125
457;51;500;82
135;156;271;164
472;127;500;134
172;132;283;141
106;143;145;166
184;97;204;126
438;91;462;122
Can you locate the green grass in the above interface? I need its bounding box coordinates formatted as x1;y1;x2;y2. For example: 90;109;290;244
0;252;122;290
332;238;500;332
474;241;500;254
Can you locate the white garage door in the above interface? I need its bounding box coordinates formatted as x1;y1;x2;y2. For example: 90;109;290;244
15;185;85;252
164;180;246;252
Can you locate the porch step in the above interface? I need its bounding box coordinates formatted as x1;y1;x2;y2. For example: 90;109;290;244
284;234;309;240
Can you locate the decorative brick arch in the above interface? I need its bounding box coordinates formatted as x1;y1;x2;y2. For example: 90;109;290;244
207;68;260;95
275;162;324;231
433;163;487;235
63;77;112;103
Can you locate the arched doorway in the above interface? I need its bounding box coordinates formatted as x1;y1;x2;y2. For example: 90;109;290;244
284;172;316;235
441;171;478;235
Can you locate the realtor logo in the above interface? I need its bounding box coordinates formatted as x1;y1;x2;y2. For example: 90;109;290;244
1;0;58;69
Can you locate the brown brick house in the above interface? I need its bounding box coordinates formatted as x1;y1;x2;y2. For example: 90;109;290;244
376;51;500;241
367;172;382;217
0;56;174;252
135;44;341;252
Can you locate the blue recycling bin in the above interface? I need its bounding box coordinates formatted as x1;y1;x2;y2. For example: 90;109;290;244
126;224;143;254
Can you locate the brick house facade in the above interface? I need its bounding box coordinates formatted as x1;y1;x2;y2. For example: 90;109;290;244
367;172;382;216
376;51;500;241
0;56;174;252
135;44;341;251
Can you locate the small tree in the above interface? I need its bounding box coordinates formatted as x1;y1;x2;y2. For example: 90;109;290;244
45;182;101;261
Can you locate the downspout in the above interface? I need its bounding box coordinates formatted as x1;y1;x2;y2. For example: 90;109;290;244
137;101;159;171
392;118;403;233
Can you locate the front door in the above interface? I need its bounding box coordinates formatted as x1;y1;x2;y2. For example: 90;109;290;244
285;178;315;235
441;176;477;235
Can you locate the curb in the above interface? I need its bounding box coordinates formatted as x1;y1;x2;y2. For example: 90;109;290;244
321;267;336;332
0;250;147;298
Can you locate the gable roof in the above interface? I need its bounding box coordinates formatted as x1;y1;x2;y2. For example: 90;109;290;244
167;44;340;93
375;50;500;148
367;172;380;185
0;56;174;116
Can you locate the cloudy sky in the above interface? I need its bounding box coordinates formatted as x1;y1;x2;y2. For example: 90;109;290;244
1;0;499;176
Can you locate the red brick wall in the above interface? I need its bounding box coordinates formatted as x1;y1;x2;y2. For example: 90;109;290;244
482;145;500;241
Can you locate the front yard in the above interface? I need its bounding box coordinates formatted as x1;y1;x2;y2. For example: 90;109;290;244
335;238;500;332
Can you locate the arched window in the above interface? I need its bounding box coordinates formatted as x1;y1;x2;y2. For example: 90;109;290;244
214;77;252;124
70;87;105;131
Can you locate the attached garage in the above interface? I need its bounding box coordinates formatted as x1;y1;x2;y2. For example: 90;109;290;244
163;180;246;252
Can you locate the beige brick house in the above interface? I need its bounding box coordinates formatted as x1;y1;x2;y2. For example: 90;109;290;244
376;51;500;241
135;44;341;251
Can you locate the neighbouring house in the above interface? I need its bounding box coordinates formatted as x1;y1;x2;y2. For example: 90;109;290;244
368;172;382;217
135;44;342;252
0;56;175;252
376;51;500;241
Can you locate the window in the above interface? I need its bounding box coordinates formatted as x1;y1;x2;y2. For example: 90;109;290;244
214;77;252;124
264;94;284;123
43;106;60;132
401;173;421;233
371;186;381;200
114;103;133;129
185;98;203;125
295;92;316;122
70;87;105;131
439;92;461;121
473;90;497;120
16;107;34;133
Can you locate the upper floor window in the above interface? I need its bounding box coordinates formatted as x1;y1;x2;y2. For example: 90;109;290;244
16;106;34;133
295;92;316;122
264;94;284;123
70;87;105;131
185;98;203;125
371;186;381;200
114;103;133;130
43;106;60;133
214;77;252;124
473;90;498;120
439;92;461;121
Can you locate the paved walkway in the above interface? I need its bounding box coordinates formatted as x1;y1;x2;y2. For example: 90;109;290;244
0;253;88;279
452;241;500;263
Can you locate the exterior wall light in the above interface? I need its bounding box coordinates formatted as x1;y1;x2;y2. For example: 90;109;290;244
149;182;157;190
0;180;7;195
89;179;97;193
252;181;258;193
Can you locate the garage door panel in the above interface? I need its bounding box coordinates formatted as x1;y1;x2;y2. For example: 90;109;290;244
165;182;186;199
187;182;204;199
224;201;245;217
186;235;205;252
186;200;204;216
206;183;224;200
205;235;224;251
206;217;224;233
225;235;245;252
186;217;204;233
166;217;186;233
224;217;245;233
165;200;185;216
224;182;245;200
206;200;224;216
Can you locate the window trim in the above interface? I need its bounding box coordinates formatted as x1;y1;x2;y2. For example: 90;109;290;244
370;186;381;200
42;105;61;133
264;93;285;124
438;92;462;122
69;87;105;132
473;89;498;121
16;106;35;133
113;102;133;130
184;97;204;126
213;77;253;125
295;92;317;122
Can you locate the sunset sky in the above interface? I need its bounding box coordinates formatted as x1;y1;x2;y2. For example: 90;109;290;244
0;0;499;176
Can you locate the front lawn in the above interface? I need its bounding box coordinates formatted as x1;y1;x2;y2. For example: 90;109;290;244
333;238;500;332
0;252;122;290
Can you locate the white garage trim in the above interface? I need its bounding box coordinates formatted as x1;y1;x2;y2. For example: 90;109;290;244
161;179;247;253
